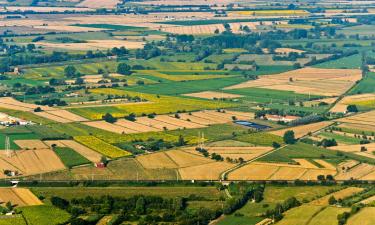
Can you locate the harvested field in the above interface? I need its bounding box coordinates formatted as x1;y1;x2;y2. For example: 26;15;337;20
360;195;375;204
46;110;88;122
0;188;42;207
14;140;48;150
304;97;338;107
335;163;375;180
183;91;243;99
269;121;333;138
347;207;375;225
336;110;375;128
314;159;336;170
161;24;225;35
311;187;364;205
269;167;307;180
178;161;234;180
44;140;102;163
135;117;182;130
37;40;144;50
78;0;120;8
299;169;337;180
224;67;361;96
183;146;273;161
0;97;51;111
137;152;178;169
154;115;205;129
165;150;212;168
115;119;161;132
228;163;280;180
274;48;305;54
33;111;72;123
0;149;65;178
329;143;375;154
330;93;375;113
228;161;336;181
82;121;138;134
293;159;318;168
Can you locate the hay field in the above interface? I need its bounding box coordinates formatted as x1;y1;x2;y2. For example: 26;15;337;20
44;140;102;163
83;121;138;134
183;91;244;100
269;121;333;138
329;143;375;159
136;149;230;180
178;161;234;180
225;67;362;96
228;161;336;181
183;146;273;161
274;48;305;54
0;97;87;123
228;10;309;16
0;188;42;207
137;152;179;169
330;93;375;113
78;0;120;8
14;140;48;150
115;119;160;132
335;163;375;180
0;149;65;178
336;110;375;130
37;40;144;50
347;207;375;225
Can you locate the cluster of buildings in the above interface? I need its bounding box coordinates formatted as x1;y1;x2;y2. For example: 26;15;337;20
0;113;33;127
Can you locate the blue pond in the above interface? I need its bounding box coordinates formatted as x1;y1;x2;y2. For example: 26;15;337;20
234;120;270;130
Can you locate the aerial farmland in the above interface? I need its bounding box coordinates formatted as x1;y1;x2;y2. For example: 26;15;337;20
0;0;374;224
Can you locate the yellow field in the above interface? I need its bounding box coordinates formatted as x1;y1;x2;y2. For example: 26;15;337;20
347;207;375;225
74;136;131;158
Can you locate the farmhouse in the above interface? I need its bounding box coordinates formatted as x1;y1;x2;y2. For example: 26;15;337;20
264;114;300;123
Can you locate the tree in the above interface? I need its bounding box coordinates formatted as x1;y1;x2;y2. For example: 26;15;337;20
102;113;117;123
346;104;358;113
64;65;77;78
117;63;132;75
328;196;337;205
177;135;186;146
272;142;281;148
283;130;296;144
135;197;146;214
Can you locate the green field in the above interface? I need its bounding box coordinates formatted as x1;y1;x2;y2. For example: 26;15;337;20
126;76;245;95
318;132;362;145
235;132;284;146
219;185;339;225
19;205;70;225
313;54;362;69
53;147;91;168
349;72;375;94
226;87;319;104
31;186;223;200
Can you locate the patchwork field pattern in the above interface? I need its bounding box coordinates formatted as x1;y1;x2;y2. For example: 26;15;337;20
82;110;254;134
336;110;375;132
